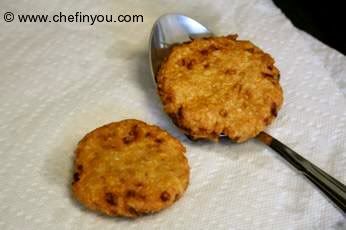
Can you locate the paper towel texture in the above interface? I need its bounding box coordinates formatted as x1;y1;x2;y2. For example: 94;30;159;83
0;0;345;229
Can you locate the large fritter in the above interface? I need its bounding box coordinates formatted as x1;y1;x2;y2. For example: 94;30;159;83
72;119;189;218
157;35;283;142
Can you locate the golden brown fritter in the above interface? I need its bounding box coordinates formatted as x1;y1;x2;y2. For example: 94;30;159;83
157;35;283;142
72;119;189;218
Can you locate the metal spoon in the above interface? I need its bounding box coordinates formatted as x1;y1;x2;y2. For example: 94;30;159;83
149;13;346;213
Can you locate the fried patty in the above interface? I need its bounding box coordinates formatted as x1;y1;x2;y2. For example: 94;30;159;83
72;119;189;218
157;35;283;142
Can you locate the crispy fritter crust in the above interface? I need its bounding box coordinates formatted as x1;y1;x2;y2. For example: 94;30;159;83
72;119;189;218
157;35;283;142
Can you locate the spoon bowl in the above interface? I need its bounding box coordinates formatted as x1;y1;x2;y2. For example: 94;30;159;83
148;14;346;213
149;14;213;81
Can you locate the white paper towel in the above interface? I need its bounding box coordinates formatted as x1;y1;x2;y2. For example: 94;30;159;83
0;0;345;229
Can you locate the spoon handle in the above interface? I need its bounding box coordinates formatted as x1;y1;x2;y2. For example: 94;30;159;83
256;132;346;213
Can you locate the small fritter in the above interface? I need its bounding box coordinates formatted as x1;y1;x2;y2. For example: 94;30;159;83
72;119;189;218
157;35;283;142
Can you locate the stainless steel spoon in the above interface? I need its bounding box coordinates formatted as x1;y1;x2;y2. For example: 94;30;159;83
149;13;346;213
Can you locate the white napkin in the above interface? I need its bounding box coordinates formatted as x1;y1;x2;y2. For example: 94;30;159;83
0;0;345;229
